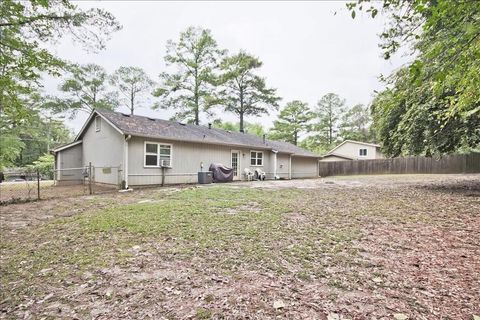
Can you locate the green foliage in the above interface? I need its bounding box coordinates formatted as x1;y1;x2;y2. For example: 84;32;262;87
0;0;121;120
219;51;280;132
0;0;119;167
0;99;71;168
153;27;225;125
269;100;314;145
299;136;331;155
27;153;54;179
0;133;24;170
110;66;154;115
18;116;71;166
371;68;480;156
339;104;375;142
244;122;266;138
349;0;480;155
213;120;266;137
311;93;346;148
51;64;118;117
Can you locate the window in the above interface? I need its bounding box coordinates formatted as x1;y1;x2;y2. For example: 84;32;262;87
95;116;101;132
144;142;172;167
250;151;263;166
359;148;367;156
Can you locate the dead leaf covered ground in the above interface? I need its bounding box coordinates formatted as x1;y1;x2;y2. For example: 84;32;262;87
1;174;479;319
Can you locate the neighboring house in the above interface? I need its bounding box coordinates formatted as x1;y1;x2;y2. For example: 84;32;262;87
320;140;384;162
52;109;321;187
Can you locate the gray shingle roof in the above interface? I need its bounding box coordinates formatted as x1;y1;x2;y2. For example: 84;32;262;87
95;109;319;158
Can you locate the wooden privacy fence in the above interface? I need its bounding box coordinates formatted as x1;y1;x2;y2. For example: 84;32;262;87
319;153;480;177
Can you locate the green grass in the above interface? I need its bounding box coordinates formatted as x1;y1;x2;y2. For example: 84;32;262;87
2;176;478;318
0;186;368;290
80;186;304;265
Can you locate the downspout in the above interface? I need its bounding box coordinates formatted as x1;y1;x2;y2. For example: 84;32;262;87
272;150;278;179
57;152;61;182
124;135;131;189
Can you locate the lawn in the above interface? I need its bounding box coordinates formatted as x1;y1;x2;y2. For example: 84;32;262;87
1;175;479;319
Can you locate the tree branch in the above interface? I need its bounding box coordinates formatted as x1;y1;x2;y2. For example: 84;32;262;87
0;14;74;27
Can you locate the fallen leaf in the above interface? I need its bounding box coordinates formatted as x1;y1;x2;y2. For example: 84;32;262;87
393;314;409;320
372;277;383;283
327;313;340;320
273;299;285;309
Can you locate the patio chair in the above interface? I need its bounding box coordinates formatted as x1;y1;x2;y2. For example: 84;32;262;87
254;168;266;181
244;168;254;181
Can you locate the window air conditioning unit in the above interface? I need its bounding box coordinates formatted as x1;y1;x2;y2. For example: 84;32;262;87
160;160;171;168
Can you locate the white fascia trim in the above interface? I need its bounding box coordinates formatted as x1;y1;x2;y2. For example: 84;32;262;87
51;140;83;153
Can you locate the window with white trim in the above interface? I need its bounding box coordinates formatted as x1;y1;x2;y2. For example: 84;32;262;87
250;151;263;166
95;116;101;132
144;142;172;167
359;148;367;156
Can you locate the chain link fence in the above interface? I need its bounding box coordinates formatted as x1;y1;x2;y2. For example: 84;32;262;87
0;165;121;205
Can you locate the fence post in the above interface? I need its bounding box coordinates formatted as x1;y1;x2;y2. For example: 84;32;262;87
88;162;93;195
37;170;41;200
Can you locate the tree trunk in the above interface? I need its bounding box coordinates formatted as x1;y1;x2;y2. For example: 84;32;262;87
130;87;134;115
194;67;199;125
239;112;244;132
239;88;244;132
194;98;199;125
294;131;298;146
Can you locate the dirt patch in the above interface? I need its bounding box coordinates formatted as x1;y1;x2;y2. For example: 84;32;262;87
1;174;480;319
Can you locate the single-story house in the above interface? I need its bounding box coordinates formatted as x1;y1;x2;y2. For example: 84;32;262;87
320;140;384;162
52;109;321;187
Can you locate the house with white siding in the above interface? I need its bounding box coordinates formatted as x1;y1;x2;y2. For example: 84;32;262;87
52;109;321;187
320;140;384;162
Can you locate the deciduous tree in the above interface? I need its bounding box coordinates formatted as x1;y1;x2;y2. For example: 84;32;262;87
348;0;480;155
213;120;266;137
0;0;121;118
0;0;120;168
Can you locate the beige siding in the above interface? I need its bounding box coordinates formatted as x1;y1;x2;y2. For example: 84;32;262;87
334;142;382;160
82;116;124;185
127;137;275;185
291;156;319;178
276;153;290;179
56;143;83;182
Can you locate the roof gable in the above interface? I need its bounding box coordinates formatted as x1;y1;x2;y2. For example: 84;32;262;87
326;139;380;155
75;110;124;141
320;153;354;160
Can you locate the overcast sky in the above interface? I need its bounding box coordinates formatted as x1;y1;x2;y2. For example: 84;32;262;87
45;0;410;134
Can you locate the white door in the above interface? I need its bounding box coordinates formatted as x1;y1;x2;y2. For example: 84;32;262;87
231;150;240;180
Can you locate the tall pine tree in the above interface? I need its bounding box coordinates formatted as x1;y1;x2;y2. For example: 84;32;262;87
269;100;313;145
153;27;224;125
